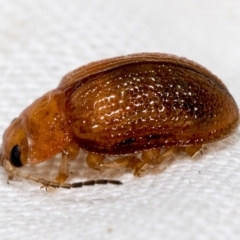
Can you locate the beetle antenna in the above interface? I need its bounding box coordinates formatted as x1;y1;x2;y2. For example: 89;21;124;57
3;159;122;189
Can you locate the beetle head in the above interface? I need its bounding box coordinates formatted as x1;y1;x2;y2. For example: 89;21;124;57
1;117;29;168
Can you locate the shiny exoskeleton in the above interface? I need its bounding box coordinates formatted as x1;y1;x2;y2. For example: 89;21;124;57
0;53;239;189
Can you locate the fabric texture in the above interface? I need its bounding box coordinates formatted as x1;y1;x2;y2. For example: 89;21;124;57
0;1;240;240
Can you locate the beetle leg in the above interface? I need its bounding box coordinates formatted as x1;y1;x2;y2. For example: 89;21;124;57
55;153;69;183
180;144;203;157
86;149;176;176
55;143;80;183
102;148;175;176
63;142;80;160
133;148;176;176
142;148;175;163
104;156;141;169
86;153;141;170
86;153;105;170
86;153;143;173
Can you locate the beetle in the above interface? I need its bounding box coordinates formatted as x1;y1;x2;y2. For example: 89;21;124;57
0;53;239;189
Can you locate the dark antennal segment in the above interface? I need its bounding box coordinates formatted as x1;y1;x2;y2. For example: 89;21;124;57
71;179;122;188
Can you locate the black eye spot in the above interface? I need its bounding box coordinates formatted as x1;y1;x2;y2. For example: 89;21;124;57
10;145;22;167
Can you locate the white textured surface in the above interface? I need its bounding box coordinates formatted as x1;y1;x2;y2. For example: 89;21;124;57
0;1;240;240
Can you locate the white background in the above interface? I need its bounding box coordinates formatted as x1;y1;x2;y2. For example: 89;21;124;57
0;1;240;240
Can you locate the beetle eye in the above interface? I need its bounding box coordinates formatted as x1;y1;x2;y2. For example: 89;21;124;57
10;145;22;167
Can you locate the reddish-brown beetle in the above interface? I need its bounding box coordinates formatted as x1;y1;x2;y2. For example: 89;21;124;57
0;53;239;189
